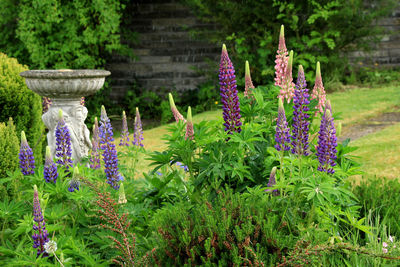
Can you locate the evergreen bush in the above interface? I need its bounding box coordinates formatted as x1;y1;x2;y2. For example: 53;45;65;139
0;118;19;178
0;53;45;162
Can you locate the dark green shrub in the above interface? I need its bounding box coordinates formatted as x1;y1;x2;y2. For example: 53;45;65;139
150;188;298;265
183;0;395;86
0;118;19;178
0;53;45;162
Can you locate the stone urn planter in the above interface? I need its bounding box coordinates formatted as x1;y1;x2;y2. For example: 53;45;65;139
20;69;111;163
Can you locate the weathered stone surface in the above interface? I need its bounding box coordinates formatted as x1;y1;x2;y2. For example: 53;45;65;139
20;69;110;163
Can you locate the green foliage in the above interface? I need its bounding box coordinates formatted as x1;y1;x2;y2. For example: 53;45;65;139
183;0;396;86
151;187;293;265
353;177;400;237
0;118;19;179
14;0;128;69
0;53;44;163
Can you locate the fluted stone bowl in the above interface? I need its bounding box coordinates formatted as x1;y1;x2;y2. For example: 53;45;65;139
20;69;111;99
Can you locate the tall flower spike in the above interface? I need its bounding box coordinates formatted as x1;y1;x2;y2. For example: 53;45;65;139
316;109;338;173
185;106;194;140
169;93;186;123
291;65;310;156
274;25;289;88
244;61;255;100
55;109;73;171
90;118;101;169
275;98;291;151
32;185;49;257
219;44;242;134
99;106;123;189
44;146;58;183
19;131;35;175
279;50;295;103
311;62;326;115
68;166;80;192
132;107;144;147
119;111;130;147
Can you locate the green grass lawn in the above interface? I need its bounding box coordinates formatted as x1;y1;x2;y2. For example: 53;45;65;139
116;84;400;179
351;123;400;179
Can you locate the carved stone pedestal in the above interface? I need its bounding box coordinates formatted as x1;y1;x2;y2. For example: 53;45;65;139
20;69;110;162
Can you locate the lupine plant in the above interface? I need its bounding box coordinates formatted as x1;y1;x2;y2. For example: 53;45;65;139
279;50;295;103
119;111;130;147
291;65;310;156
316;108;338;173
169;93;186;123
43;146;58;183
90;117;101;169
32;185;49;257
132;107;144;147
275;26;288;90
185;106;194;141
99;105;123;189
219;44;242;134
55;109;73;172
311;62;327;115
244;60;255;101
19;130;35;175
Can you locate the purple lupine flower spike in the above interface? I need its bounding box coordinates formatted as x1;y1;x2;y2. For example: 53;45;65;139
185;106;194;140
275;98;291;151
244;61;255;101
275;25;289;88
219;44;242;134
311;62;327;115
133;107;144;147
291;65;310;156
19;131;35;175
99;105;123;189
119;111;130;146
68;166;80;192
32;185;49;257
316;108;338;174
90;118;101;169
44;146;58;183
55;109;73;172
169;93;186;123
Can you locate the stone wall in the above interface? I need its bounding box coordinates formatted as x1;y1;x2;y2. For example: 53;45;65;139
106;0;219;100
348;5;400;67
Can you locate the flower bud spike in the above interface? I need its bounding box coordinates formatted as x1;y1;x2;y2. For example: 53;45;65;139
244;61;255;100
169;93;186;122
311;61;327;115
279;25;286;51
21;130;27;144
185;106;194;140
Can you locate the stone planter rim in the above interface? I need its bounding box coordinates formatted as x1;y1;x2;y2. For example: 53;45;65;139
20;69;111;79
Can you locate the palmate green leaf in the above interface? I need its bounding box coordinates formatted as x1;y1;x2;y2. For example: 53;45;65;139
12;214;33;238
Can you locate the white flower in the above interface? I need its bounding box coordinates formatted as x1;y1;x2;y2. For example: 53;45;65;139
315;187;323;194
44;240;58;254
389;235;394;243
